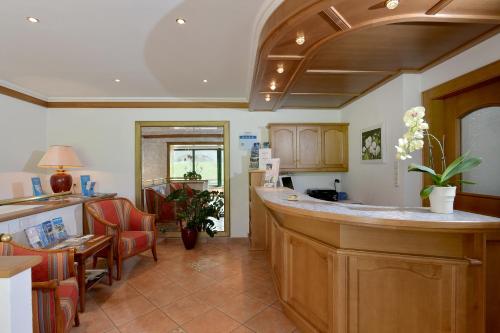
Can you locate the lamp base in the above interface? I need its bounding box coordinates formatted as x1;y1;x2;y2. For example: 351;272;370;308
50;171;72;193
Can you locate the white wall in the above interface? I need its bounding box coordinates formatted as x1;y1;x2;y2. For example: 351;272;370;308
46;108;341;237
0;94;48;200
340;34;500;207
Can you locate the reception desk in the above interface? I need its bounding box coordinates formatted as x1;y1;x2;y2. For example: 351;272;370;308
254;187;500;333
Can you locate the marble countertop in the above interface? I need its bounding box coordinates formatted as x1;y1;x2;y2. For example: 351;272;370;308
256;187;500;231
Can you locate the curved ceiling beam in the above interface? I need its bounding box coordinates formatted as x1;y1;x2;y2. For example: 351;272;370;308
249;0;500;111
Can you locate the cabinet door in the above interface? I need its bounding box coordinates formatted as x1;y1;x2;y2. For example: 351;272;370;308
322;125;348;170
334;251;467;333
270;126;296;169
296;126;322;169
286;232;332;332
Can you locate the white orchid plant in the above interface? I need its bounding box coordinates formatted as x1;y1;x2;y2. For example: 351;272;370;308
395;106;482;198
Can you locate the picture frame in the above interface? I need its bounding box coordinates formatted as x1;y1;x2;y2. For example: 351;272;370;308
361;123;385;163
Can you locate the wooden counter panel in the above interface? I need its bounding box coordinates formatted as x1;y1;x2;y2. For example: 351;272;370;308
486;240;500;333
339;225;466;258
335;251;467;333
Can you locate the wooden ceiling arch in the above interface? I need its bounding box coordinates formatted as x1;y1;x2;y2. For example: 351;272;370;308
250;0;500;111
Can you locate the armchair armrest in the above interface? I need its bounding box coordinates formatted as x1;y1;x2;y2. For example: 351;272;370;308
32;279;64;333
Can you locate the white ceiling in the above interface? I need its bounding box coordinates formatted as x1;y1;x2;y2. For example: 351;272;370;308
0;0;281;101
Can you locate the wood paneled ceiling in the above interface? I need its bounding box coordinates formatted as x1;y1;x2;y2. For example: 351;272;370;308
249;0;500;111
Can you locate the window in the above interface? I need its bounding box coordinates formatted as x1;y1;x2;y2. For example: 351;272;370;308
169;144;224;187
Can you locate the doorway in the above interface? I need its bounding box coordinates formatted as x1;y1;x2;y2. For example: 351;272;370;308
423;61;500;217
135;121;230;237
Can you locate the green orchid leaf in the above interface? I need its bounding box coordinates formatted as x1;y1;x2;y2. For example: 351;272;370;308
420;185;434;199
440;155;482;184
456;179;476;185
408;163;441;184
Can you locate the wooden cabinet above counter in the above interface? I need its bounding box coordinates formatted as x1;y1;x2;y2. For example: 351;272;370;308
268;123;348;172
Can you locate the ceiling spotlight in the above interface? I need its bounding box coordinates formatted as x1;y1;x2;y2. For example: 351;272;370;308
202;79;208;83
265;94;271;102
385;0;399;10
114;79;121;83
296;33;305;46
26;17;39;23
276;64;284;74
176;18;186;25
270;81;277;91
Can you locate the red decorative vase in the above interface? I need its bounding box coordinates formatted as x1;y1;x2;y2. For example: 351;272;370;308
181;227;198;250
50;171;73;193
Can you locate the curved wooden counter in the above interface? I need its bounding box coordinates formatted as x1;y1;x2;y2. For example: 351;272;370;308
253;187;500;333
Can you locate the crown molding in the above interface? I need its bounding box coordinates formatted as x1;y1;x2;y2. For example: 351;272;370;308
0;81;249;109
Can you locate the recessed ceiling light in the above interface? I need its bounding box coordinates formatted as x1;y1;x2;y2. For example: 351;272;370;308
385;0;399;10
114;79;121;83
176;18;186;25
296;33;305;46
26;17;39;23
270;81;277;91
276;64;284;74
202;79;208;83
265;94;271;102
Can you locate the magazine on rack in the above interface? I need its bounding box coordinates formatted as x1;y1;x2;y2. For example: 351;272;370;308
25;217;70;248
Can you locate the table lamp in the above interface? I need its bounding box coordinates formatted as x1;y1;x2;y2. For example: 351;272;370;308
38;145;83;193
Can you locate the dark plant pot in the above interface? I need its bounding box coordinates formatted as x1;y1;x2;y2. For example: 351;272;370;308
181;227;198;250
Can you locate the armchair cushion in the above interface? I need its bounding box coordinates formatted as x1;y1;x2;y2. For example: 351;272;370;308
32;286;57;333
121;231;155;257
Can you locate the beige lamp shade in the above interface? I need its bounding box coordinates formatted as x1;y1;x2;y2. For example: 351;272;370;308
38;145;83;169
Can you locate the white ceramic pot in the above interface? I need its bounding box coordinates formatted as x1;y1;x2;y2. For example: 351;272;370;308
429;186;456;214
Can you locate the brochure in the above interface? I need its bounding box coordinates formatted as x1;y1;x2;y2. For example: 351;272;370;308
259;148;272;170
264;158;280;188
51;217;68;241
80;175;96;196
249;142;260;169
42;220;56;245
25;217;69;248
31;177;43;196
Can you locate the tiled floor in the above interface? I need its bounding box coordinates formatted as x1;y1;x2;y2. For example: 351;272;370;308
73;237;300;333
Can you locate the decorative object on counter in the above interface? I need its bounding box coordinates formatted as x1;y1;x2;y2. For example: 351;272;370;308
38;145;83;193
287;194;299;201
166;188;224;249
264;158;280;187
0;233;12;242
80;175;96;196
183;170;202;180
395;106;482;213
31;177;44;196
361;123;384;163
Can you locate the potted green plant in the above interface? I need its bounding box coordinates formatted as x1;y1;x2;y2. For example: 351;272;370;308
395;106;482;213
183;171;202;180
166;188;224;249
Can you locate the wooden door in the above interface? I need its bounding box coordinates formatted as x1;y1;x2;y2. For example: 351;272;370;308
296;126;322;169
441;78;500;216
423;63;500;217
286;232;332;332
334;251;468;333
270;126;296;169
322;125;348;170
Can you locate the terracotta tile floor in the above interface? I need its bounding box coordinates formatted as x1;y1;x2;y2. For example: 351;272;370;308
73;237;301;333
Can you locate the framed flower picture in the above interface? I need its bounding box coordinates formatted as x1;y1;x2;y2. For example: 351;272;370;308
361;123;385;163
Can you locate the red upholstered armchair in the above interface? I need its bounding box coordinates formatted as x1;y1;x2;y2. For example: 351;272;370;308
85;197;157;280
0;240;79;333
144;188;177;224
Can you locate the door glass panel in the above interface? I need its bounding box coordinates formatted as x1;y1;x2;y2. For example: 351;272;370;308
461;106;500;196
